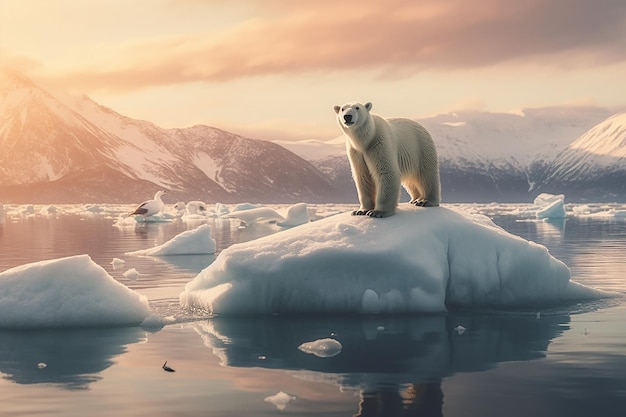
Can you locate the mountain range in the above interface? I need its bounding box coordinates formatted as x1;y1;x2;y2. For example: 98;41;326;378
300;107;625;203
0;70;342;204
1;69;625;204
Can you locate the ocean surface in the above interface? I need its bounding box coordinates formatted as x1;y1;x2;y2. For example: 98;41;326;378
0;203;625;417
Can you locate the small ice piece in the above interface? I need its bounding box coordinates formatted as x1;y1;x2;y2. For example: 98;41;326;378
535;193;566;219
37;362;47;369
124;268;140;281
277;203;310;227
186;201;208;216
377;326;385;331
111;258;126;269
258;355;267;360
40;205;58;215
454;325;466;335
226;207;285;225
141;314;166;329
298;338;342;358
173;201;186;215
264;391;296;410
215;203;230;216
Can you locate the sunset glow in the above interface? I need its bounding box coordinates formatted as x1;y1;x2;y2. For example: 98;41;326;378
1;0;625;141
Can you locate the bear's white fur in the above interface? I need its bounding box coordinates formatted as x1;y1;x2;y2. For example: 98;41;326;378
334;101;441;218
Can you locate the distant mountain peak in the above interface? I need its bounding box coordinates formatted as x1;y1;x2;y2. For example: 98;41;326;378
568;112;626;157
0;68;37;90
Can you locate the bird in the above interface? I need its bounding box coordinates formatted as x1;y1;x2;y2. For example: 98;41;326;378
128;190;167;218
162;361;175;372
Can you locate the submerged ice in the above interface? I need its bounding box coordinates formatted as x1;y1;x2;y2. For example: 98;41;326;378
180;206;606;315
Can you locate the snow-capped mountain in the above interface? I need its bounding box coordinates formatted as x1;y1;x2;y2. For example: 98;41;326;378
534;113;626;200
0;70;341;203
2;69;624;204
308;107;619;202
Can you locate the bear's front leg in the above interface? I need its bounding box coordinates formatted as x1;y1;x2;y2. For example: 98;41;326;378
365;209;393;218
349;151;376;216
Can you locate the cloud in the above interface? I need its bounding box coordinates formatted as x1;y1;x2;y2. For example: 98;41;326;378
32;0;626;92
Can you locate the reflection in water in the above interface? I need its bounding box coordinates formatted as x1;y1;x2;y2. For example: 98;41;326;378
354;383;443;417
0;327;146;390
194;313;569;416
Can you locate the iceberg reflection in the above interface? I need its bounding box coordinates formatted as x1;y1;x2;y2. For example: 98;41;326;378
0;327;146;390
194;313;570;415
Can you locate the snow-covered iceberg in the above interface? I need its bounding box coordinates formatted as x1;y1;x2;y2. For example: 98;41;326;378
180;207;606;315
0;254;151;328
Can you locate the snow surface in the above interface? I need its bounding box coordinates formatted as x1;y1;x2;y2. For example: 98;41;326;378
0;254;150;328
126;224;216;256
180;206;607;315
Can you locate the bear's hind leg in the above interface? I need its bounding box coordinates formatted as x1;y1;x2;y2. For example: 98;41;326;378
406;180;439;207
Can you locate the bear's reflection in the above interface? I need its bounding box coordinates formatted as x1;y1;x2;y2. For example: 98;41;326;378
194;312;569;416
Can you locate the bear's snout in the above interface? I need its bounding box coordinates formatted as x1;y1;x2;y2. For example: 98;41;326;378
343;114;354;125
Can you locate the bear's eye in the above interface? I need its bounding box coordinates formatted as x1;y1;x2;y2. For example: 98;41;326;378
355;106;360;110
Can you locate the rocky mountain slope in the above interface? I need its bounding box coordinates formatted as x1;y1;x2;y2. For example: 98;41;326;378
0;70;341;203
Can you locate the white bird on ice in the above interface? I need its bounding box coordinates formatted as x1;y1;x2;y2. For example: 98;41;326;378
128;190;167;218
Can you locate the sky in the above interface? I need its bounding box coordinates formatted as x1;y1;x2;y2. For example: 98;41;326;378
1;0;626;142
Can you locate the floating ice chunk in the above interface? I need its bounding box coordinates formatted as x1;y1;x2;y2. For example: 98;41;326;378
124;268;140;280
278;203;310;227
232;203;260;212
21;205;35;215
186;201;208;216
180;207;608;315
133;214;170;223
40;205;58;215
454;325;466;335
37;362;47;369
141;314;175;329
0;254;150;328
534;193;565;207
536;194;566;219
215;203;230;216
172;201;187;217
298;338;343;358
264;391;296;410
111;257;126;269
225;207;285;225
127;224;216;256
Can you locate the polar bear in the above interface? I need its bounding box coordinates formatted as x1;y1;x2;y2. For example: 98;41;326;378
334;101;441;218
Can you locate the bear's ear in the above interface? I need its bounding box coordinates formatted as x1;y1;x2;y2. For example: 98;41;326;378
333;105;341;114
365;102;372;111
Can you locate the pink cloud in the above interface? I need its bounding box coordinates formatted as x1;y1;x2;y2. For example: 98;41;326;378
33;0;626;92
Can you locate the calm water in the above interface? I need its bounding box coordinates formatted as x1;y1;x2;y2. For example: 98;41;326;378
0;204;625;417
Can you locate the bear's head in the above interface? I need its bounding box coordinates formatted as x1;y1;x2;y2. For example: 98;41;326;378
334;102;372;129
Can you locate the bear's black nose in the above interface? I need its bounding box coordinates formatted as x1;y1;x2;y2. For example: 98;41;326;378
344;114;353;124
